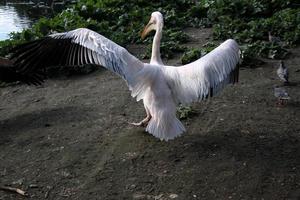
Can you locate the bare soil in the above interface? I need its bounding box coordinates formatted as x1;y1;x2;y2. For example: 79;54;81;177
0;28;300;200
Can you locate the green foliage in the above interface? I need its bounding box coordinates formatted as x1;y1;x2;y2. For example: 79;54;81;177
0;40;20;57
177;105;197;119
208;0;300;59
181;42;218;64
181;48;202;64
240;42;289;60
213;8;300;44
0;0;299;61
143;29;189;59
0;8;101;56
0;0;208;56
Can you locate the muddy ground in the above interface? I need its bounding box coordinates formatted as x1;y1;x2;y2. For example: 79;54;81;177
0;28;300;200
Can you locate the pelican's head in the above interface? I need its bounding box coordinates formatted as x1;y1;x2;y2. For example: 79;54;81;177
141;11;164;39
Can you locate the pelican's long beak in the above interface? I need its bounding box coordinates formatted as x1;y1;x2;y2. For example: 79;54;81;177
141;17;155;40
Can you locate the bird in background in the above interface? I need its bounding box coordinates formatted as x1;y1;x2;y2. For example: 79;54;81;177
268;31;281;44
276;60;289;85
274;85;290;106
0;57;43;85
9;11;240;141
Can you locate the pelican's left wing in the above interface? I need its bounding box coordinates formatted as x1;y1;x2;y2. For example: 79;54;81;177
163;39;240;104
11;28;151;99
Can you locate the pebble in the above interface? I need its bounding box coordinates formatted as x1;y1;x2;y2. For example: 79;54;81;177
169;194;178;199
29;184;38;188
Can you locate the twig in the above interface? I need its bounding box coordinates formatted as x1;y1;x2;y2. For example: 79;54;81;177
0;186;28;197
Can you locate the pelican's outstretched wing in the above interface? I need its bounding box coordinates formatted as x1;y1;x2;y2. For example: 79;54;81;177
163;39;240;104
11;28;151;99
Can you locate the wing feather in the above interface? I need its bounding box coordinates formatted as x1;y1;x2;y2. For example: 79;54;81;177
83;46;88;63
58;40;70;65
87;47;93;64
66;42;75;65
10;28;151;99
163;39;240;104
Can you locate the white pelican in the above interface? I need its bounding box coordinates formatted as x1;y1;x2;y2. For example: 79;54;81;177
11;11;240;141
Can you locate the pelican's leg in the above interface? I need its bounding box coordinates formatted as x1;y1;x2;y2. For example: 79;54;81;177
130;107;152;127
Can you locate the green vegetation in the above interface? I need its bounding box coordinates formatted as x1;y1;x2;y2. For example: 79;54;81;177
0;0;299;64
177;104;197;119
181;41;218;64
211;2;299;62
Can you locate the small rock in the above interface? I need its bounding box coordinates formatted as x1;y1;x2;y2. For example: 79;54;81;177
154;194;164;199
29;184;38;188
169;193;178;199
61;170;72;178
12;178;24;185
133;194;146;199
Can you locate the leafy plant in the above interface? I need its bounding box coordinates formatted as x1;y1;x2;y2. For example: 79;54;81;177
143;29;189;59
181;42;218;64
177;105;197;120
0;0;299;61
212;5;299;60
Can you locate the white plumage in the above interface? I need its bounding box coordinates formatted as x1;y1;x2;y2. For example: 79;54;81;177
11;11;240;141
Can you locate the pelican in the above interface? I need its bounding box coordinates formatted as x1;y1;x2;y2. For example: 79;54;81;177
10;11;240;141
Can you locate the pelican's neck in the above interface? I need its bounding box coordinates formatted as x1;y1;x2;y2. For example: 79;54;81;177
150;27;163;65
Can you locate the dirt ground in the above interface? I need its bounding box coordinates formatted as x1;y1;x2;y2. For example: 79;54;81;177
0;28;300;200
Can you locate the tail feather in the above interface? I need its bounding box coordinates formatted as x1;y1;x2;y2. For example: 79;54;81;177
146;115;186;141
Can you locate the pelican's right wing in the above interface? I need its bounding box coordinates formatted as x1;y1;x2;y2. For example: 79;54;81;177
163;39;240;104
11;28;152;99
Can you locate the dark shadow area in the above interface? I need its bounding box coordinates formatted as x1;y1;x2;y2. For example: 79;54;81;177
182;131;300;166
88;129;300;199
180;131;300;197
287;100;300;108
46;64;103;78
0;106;93;137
